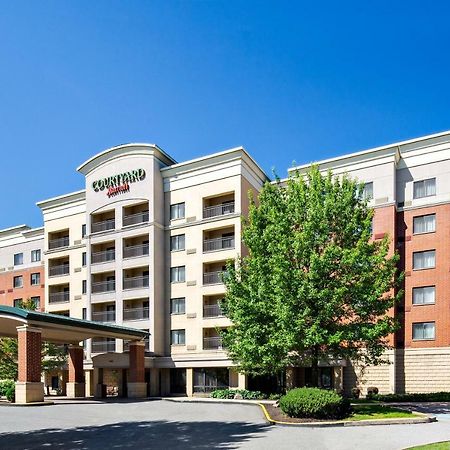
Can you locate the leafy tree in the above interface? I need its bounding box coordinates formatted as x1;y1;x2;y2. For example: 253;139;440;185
221;166;402;386
0;299;67;380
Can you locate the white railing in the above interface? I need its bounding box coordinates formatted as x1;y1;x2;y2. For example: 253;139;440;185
91;341;116;353
123;276;149;290
91;218;115;234
123;307;150;321
203;202;235;219
49;236;69;250
92;310;116;322
203;271;225;285
123;211;149;227
91;280;116;293
203;336;224;350
48;291;70;304
123;243;149;259
203;304;223;318
91;249;115;264
203;236;235;252
49;264;70;277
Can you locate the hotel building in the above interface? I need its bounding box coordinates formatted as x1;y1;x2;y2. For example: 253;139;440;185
2;130;450;396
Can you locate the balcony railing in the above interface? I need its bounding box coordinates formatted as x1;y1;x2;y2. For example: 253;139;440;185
123;338;150;352
49;264;70;277
49;236;69;250
92;310;116;322
123;243;149;259
91;218;115;234
203;271;226;285
203;202;235;219
123;211;149;227
48;291;70;304
203;304;224;318
91;249;115;264
203;236;235;252
91;280;116;294
203;336;224;350
91;341;116;353
123;275;149;290
123;307;150;321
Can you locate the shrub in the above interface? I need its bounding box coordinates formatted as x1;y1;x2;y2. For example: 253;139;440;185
372;392;450;402
351;387;361;399
279;388;352;420
5;386;15;402
366;387;379;399
210;389;264;400
0;380;15;397
210;389;236;399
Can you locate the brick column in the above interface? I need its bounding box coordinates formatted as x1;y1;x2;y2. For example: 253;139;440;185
15;325;44;403
127;341;146;398
66;345;85;398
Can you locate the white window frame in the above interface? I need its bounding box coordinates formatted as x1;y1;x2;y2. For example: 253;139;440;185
412;250;436;270
170;297;186;314
413;214;436;234
31;249;41;262
362;182;373;200
30;273;40;286
170;203;185;220
412;322;435;341
13;276;23;288
14;253;23;266
170;234;185;252
413;178;436;199
412;286;435;305
170;266;186;283
171;329;186;345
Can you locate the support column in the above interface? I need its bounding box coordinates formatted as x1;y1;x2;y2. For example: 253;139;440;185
15;325;44;403
127;340;146;398
237;372;247;390
149;368;160;397
67;345;85;398
186;368;193;397
286;367;295;390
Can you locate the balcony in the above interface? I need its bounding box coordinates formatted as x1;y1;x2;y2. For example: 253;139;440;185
203;235;235;252
203;336;224;350
123;338;150;352
91;249;115;264
123;210;149;227
49;236;69;250
91;279;116;294
123;243;149;259
91;218;115;234
48;264;70;277
91;340;116;353
92;310;116;323
203;271;225;285
203;193;235;219
123;275;149;290
203;303;224;318
123;307;150;321
48;291;70;304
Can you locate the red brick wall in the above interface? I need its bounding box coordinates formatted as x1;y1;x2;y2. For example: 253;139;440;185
129;343;145;383
17;328;42;382
0;267;44;311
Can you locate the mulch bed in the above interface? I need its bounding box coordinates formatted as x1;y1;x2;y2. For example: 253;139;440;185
264;403;330;423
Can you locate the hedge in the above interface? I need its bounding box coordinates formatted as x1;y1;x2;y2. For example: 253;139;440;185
210;389;264;400
372;392;450;402
0;380;15;402
279;388;352;420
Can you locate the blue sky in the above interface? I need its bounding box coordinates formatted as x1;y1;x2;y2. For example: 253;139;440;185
1;1;449;229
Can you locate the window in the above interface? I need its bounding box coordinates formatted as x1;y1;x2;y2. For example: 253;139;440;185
82;252;87;267
30;273;40;286
82;224;87;238
82;308;87;320
413;178;436;199
30;296;40;309
171;297;186;314
413;214;436;234
170;203;185;220
14;253;23;266
82;280;87;294
413;250;436;270
171;329;186;345
31;249;41;262
170;234;185;252
412;286;435;305
13;276;23;288
412;322;435;340
362;182;373;200
170;266;186;283
13;298;22;308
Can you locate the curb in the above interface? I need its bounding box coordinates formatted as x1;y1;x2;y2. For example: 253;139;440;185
0;401;55;407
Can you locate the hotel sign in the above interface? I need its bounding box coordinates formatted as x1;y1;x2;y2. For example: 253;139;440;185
92;169;146;198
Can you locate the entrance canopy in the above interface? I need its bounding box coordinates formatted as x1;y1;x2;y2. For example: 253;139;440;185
0;306;148;344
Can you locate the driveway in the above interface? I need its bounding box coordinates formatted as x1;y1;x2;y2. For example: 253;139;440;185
0;399;450;449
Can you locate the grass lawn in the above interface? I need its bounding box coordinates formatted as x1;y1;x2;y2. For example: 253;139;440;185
406;443;450;450
348;404;415;421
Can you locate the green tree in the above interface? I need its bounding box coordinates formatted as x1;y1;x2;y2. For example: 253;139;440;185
221;166;402;386
0;299;67;380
